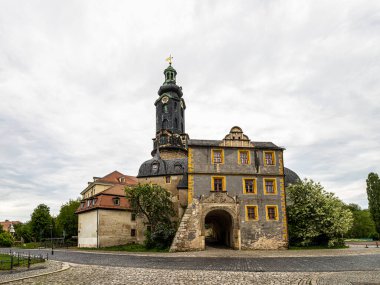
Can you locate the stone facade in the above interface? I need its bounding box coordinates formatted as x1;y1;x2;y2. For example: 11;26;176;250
170;127;288;251
76;171;143;248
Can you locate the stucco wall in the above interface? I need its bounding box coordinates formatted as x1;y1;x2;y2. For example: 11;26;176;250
78;210;98;248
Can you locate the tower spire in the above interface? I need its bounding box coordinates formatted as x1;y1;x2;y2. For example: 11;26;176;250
165;54;173;66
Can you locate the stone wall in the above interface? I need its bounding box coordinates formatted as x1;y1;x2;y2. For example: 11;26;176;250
187;145;288;251
170;199;203;252
98;209;144;247
138;175;186;218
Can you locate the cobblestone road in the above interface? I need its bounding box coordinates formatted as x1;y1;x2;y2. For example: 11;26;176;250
5;248;380;273
1;248;380;284
3;263;380;285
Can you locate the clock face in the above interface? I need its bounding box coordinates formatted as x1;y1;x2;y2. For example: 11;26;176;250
180;101;184;108
161;96;169;104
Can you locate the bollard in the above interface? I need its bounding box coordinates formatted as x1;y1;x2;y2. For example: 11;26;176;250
365;244;368;248
376;241;379;248
10;254;13;271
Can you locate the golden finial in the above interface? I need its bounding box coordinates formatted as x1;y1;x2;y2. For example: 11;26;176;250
165;54;173;65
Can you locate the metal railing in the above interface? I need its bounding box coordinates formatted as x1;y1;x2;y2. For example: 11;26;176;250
0;250;46;271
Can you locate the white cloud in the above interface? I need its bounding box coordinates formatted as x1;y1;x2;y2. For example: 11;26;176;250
0;0;379;221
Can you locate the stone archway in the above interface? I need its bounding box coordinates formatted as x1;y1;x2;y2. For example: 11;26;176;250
204;209;234;248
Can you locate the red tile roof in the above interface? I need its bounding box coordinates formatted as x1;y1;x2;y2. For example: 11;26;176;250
96;170;138;185
76;170;137;214
0;220;21;232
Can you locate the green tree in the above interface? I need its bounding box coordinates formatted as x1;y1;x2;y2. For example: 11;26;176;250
286;179;353;247
346;204;377;239
14;222;34;243
125;183;177;249
30;204;52;241
0;231;14;247
366;172;380;235
56;199;80;239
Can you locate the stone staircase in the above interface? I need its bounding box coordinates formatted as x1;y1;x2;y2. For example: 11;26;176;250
169;199;203;252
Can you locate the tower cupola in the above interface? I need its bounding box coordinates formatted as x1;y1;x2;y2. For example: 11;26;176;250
152;57;188;158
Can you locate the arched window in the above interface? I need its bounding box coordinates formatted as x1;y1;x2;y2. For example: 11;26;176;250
174;101;177;110
162;119;168;129
162;104;168;113
174;118;178;129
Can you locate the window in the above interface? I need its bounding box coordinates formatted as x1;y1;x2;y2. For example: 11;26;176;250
131;229;136;237
162;119;168;129
238;150;250;164
119;177;125;183
92;199;97;206
87;200;91;207
165;176;171;183
243;178;256;194
113;197;120;206
212;149;224;164
245;205;258;221
266;205;279;221
264;178;277;194
174;164;183;173
152;162;159;174
174;101;177;110
264;151;275;166
162;104;168;113
80;202;84;208
211;176;225;192
174;118;178;129
131;213;136;221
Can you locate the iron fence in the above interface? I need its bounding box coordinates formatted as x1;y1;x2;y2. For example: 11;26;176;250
0;250;46;271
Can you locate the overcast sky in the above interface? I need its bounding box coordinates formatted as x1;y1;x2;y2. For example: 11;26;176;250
1;0;379;222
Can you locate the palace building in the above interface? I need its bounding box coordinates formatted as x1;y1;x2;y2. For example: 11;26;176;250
76;61;300;250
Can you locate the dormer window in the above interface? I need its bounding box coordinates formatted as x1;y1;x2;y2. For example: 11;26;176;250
119;177;125;183
152;162;159;174
113;197;120;206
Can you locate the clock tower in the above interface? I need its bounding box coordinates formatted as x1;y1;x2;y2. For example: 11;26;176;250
152;63;189;159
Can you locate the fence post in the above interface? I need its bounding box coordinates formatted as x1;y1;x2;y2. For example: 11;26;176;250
27;255;31;269
10;254;13;271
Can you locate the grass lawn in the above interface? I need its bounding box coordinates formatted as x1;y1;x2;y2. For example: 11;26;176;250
289;245;349;250
77;244;169;252
0;253;45;270
14;242;42;249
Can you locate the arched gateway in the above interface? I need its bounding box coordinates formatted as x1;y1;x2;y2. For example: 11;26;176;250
204;209;234;248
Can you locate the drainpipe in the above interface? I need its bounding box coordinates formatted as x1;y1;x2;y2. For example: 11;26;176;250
97;209;99;248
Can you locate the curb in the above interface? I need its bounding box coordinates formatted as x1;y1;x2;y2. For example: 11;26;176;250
0;261;70;284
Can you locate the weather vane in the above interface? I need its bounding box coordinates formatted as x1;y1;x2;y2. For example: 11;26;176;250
166;54;173;65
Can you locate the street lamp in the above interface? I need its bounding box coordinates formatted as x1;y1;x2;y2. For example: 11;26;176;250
49;224;54;255
9;224;15;237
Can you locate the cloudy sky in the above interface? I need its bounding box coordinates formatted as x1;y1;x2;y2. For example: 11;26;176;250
1;0;379;222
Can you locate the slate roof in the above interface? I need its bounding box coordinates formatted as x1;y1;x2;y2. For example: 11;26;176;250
284;167;301;187
137;157;188;178
177;174;188;189
188;139;283;149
